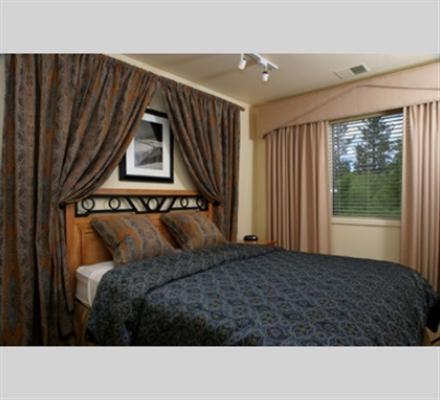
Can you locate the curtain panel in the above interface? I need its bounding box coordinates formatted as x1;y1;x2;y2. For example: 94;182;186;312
0;54;158;345
266;121;331;253
162;79;241;240
400;101;440;292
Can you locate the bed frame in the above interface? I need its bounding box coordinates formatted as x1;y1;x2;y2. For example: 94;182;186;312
66;189;440;346
65;188;213;286
66;188;213;345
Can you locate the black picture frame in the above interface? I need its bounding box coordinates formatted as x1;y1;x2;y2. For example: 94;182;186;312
119;109;174;183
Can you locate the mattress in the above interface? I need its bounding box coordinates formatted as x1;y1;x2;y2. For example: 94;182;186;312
75;261;114;308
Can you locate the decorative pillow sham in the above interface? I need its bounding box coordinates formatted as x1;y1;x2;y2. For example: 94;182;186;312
91;214;174;266
160;212;227;250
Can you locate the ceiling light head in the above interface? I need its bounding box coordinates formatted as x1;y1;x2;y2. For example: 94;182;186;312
238;53;278;82
238;54;247;70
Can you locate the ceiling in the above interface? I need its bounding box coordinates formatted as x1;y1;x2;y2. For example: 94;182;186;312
127;54;439;105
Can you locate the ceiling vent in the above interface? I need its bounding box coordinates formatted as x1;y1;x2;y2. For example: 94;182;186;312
334;64;369;79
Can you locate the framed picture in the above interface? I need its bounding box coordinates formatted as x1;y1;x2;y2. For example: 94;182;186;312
119;109;174;183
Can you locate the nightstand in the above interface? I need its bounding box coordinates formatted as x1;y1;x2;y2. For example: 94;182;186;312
237;240;277;246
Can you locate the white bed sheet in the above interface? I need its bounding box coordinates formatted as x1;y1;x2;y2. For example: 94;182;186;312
75;261;114;308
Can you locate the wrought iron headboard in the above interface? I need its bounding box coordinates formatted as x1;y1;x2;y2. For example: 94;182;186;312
75;192;209;217
65;189;213;278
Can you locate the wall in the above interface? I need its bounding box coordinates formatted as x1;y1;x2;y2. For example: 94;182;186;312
101;89;195;191
0;55;254;239
253;136;401;261
253;137;267;241
253;141;402;261
331;218;400;262
249;63;440;262
254;61;440;138
0;56;5;166
0;54;415;261
104;55;254;240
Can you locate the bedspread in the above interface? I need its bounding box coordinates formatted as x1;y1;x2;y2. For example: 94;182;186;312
87;244;439;345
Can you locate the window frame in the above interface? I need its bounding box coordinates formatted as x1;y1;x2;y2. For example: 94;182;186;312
329;109;404;221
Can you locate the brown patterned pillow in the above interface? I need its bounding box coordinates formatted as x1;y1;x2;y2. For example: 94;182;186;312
91;214;175;266
160;212;227;250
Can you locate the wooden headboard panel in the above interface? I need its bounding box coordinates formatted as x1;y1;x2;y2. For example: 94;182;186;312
65;188;213;281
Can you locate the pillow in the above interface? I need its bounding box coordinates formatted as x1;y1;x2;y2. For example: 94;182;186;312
160;212;227;250
91;214;174;266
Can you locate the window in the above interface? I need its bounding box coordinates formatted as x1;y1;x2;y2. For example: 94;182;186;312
331;111;403;219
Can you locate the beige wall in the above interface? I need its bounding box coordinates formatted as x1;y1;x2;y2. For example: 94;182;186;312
332;218;400;262
253;137;267;241
0;54;410;261
101;89;195;191
252;138;402;261
254;61;440;138
0;56;5;166
105;55;254;240
251;131;401;262
249;63;440;262
0;54;254;239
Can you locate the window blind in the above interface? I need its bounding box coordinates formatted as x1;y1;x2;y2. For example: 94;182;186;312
330;112;403;219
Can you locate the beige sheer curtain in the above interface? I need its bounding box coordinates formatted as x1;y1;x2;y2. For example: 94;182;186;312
400;101;440;291
266;121;331;253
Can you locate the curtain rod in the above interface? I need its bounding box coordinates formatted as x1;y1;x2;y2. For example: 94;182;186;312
263;83;440;138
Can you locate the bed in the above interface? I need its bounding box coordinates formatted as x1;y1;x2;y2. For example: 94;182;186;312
67;189;440;346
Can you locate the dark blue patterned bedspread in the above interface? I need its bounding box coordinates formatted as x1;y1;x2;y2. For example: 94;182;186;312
87;244;439;346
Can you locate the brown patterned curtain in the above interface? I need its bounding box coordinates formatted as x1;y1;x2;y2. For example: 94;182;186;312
266;121;331;253
0;54;158;345
162;79;241;240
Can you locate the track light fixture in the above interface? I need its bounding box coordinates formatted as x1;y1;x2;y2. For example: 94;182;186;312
237;53;278;83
